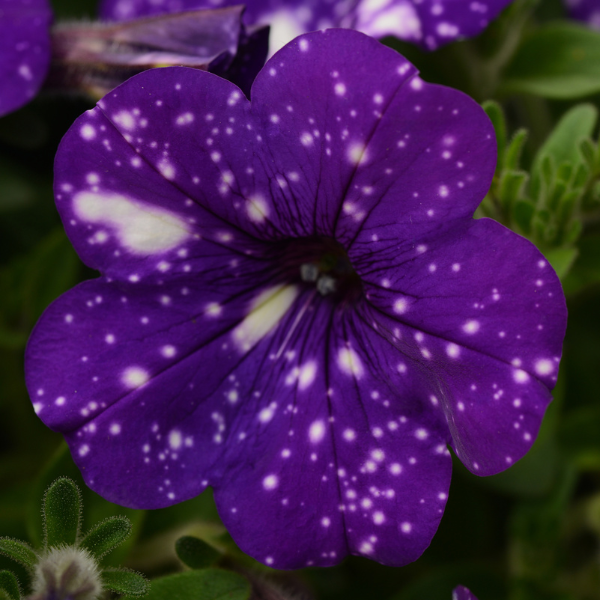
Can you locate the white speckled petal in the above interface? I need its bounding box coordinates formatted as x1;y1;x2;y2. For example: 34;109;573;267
453;586;479;600
215;297;452;568
98;0;515;52
0;0;52;116
359;218;566;475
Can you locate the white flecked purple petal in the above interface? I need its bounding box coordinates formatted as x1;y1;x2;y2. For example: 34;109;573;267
565;0;600;29
0;0;52;117
453;586;478;600
26;30;566;569
98;0;515;52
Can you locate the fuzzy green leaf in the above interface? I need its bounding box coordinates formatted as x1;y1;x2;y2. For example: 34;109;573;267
579;138;598;170
512;199;536;234
548;179;568;213
102;569;149;597
43;477;82;548
0;571;20;600
175;536;220;570
545;247;579;279
533;104;598;182
572;161;591;190
0;539;37;570
541;155;555;193
564;220;583;247
482;100;506;171
79;517;132;560
124;570;250;600
557;190;581;225
504;129;528;171
498;170;528;210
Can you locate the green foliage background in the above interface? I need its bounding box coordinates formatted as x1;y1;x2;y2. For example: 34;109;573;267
1;0;600;599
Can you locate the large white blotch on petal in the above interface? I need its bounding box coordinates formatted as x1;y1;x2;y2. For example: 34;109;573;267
260;9;311;55
337;347;364;378
73;192;190;255
233;285;299;352
355;0;422;39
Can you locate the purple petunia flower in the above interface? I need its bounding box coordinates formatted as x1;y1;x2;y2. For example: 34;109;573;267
99;0;515;52
26;30;566;569
0;0;53;117
453;586;478;600
565;0;600;28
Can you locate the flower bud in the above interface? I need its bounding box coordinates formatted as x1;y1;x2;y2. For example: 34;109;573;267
30;547;101;600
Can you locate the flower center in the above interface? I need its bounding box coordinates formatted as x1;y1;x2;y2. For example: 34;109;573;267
281;237;363;303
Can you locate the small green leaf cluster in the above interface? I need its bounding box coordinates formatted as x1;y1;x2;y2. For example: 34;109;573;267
120;535;251;600
0;478;148;600
477;101;600;279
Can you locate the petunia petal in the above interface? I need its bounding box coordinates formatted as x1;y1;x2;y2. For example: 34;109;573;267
453;586;479;600
25;269;292;507
373;0;514;51
53;67;274;282
360;218;566;475
98;0;515;52
215;294;452;568
0;0;53;117
566;0;600;29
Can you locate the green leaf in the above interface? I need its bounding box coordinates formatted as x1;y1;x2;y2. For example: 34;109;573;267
498;170;528;209
572;161;591;190
79;517;132;560
512;199;536;234
532;104;598;181
579;137;598;170
502;22;600;98
548;178;568;212
124;570;250;600
482;100;507;171
43;477;82;548
175;536;220;570
0;539;37;571
504;129;528;171
545;248;579;279
102;569;149;597
28;443;143;566
0;571;20;600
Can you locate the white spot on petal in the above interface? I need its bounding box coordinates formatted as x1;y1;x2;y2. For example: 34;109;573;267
535;359;554;376
73;192;189;255
463;320;480;334
309;420;326;444
337;348;364;378
247;195;269;223
263;474;278;490
233;285;299;352
122;367;149;388
169;430;182;450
